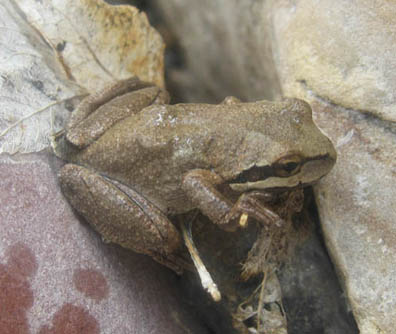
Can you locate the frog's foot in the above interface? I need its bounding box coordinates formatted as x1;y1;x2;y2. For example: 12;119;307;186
225;191;284;229
66;77;169;149
59;164;184;274
182;170;283;232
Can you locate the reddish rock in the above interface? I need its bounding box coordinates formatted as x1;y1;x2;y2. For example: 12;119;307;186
39;304;99;334
73;269;108;302
0;153;206;334
0;243;37;334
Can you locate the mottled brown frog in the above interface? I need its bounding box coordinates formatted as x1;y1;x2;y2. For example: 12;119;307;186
56;77;336;274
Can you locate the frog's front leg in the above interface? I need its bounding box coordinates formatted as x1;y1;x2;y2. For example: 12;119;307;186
66;77;169;148
59;164;184;274
182;170;283;231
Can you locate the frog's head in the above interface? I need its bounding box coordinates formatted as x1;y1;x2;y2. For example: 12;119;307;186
229;99;337;192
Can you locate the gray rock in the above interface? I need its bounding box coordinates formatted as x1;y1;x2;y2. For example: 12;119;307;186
153;1;396;333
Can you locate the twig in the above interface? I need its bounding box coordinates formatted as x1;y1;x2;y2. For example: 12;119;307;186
257;267;269;332
180;218;221;302
0;95;85;138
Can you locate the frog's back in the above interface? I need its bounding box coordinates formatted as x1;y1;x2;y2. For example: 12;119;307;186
67;103;239;213
68;99;304;214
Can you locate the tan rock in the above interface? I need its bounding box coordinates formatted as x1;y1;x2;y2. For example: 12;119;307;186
313;100;396;334
154;0;281;102
154;1;396;333
0;0;165;154
277;3;396;333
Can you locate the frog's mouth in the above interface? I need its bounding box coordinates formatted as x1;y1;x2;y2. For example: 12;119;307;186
229;154;335;192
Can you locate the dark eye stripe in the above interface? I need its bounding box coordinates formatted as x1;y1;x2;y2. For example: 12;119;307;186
229;153;331;184
283;162;299;173
229;165;274;184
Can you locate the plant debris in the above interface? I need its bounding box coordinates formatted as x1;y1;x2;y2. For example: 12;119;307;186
181;187;307;334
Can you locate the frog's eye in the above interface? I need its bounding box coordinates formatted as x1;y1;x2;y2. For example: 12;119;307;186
273;154;302;177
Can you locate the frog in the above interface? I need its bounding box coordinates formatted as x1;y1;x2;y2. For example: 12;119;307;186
56;77;336;274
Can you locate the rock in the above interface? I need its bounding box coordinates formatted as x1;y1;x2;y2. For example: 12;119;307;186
278;229;358;334
0;1;206;333
276;3;396;333
0;153;207;334
153;1;396;333
0;0;165;154
313;100;396;334
153;1;281;103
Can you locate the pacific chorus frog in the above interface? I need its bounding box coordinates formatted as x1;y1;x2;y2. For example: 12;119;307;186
56;77;336;275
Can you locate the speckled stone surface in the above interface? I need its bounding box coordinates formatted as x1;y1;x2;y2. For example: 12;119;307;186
0;152;207;334
151;2;396;332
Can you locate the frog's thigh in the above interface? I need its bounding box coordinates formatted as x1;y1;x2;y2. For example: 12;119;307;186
68;77;155;129
66;78;169;148
59;164;181;262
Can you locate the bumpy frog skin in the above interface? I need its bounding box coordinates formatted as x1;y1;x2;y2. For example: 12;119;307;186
57;77;336;273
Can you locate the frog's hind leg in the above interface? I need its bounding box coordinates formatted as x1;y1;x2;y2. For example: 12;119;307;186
66;77;169;149
59;164;184;274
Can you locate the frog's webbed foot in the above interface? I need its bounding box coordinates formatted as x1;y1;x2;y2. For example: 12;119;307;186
66;77;169;149
182;170;284;231
225;191;284;228
59;164;184;274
